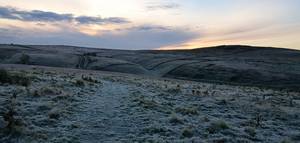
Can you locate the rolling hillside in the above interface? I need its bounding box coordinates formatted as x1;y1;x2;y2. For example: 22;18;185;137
1;44;300;90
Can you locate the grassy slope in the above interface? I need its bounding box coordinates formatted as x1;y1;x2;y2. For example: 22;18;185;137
0;64;299;142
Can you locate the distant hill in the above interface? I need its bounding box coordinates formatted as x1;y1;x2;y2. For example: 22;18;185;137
1;44;300;90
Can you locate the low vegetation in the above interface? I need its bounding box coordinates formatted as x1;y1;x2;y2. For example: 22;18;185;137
0;66;299;142
134;96;159;109
181;126;194;138
169;113;183;124
81;75;101;84
207;120;229;134
175;106;198;115
0;69;31;86
48;109;60;120
244;127;256;137
143;125;168;135
1;91;24;137
75;80;85;87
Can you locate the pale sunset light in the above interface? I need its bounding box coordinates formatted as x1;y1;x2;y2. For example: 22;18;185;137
0;0;299;50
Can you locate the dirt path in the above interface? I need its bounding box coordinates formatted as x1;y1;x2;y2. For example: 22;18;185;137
70;81;136;143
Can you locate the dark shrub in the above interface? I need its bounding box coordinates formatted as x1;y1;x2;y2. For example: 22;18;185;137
19;54;30;64
0;69;10;83
75;80;85;87
10;74;31;86
0;69;31;86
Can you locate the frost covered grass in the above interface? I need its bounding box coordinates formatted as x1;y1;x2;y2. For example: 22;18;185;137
0;65;299;143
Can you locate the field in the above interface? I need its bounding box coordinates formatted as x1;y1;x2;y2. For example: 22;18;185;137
0;64;299;143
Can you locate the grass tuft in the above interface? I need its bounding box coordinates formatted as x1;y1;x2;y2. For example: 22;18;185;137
207;120;229;134
169;113;183;124
182;127;194;138
244;127;256;137
175;106;198;115
75;80;85;87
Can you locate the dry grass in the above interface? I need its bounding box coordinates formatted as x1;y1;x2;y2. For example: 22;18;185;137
169;113;183;124
175;106;198;115
181;126;194;138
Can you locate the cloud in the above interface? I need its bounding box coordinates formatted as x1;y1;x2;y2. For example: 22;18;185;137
0;25;198;50
0;6;196;50
125;25;171;31
0;6;73;22
146;2;180;11
75;16;129;25
96;25;197;49
0;6;129;25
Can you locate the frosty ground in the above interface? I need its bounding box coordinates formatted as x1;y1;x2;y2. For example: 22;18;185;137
0;65;299;143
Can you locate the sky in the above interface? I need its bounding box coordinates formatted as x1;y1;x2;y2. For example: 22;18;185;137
0;0;299;50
